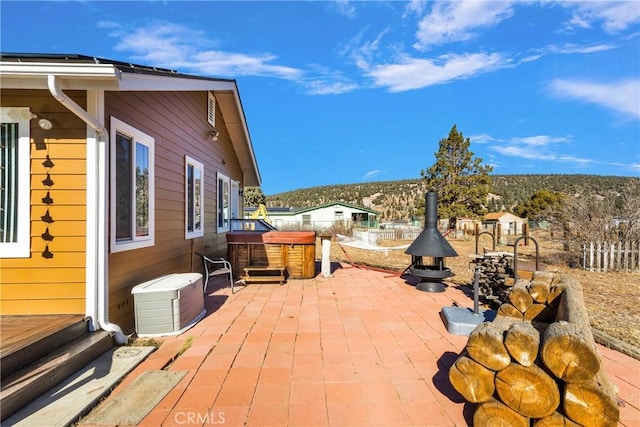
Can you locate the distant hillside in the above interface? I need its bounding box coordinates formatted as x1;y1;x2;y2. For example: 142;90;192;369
265;174;638;221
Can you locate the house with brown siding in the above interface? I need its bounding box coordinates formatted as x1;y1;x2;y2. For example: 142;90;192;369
0;53;261;341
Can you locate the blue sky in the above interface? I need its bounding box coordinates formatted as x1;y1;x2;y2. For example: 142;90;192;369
2;1;639;195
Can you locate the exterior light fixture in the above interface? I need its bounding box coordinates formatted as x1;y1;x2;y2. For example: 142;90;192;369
25;111;53;130
38;118;53;130
208;129;219;141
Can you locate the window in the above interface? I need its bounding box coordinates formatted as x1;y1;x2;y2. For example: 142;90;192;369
217;172;230;232
110;117;155;252
0;107;31;258
230;180;239;220
217;173;240;233
185;155;204;239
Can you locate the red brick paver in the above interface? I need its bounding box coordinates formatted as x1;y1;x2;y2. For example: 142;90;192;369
94;264;640;426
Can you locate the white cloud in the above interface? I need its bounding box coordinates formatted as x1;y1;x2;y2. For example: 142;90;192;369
564;2;640;34
302;64;359;95
541;42;616;55
509;135;572;147
468;133;494;144
190;51;302;80
548;78;640;119
332;0;357;19
484;134;573;161
404;0;427;18
105;20;303;80
413;1;515;50
365;52;507;92
102;19;366;95
363;170;382;180
482;133;639;172
304;79;358;95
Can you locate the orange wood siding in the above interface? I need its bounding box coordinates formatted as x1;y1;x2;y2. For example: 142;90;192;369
105;91;244;332
0;90;88;315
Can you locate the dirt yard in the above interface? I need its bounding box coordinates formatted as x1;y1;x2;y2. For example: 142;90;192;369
326;231;640;353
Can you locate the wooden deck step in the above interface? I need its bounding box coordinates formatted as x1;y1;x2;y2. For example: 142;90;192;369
0;315;89;379
0;330;114;422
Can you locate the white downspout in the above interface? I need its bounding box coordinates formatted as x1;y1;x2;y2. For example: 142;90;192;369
48;75;127;345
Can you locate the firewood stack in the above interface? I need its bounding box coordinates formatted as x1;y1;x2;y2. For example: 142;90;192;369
470;253;515;304
449;272;620;426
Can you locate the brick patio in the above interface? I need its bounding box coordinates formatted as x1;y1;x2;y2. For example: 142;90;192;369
89;263;640;426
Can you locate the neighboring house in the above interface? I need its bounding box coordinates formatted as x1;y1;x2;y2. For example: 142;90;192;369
0;53;261;340
483;212;527;236
245;202;379;230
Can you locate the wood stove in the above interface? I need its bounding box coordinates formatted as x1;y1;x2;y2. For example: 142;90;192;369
405;191;458;292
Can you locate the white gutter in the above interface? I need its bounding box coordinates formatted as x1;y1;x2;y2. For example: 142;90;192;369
47;75;127;345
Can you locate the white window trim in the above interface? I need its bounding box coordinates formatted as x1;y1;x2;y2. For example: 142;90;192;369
217;172;231;233
0;107;31;258
185;155;204;239
109;117;155;253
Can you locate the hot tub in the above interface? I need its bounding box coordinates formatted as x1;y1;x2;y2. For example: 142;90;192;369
226;231;316;279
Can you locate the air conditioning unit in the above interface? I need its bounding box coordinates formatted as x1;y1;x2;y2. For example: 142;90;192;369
131;273;205;337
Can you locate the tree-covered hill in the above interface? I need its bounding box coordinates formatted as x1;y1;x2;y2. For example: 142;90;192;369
264;174;638;221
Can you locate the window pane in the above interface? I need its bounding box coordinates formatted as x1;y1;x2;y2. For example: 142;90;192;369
115;133;132;241
222;180;229;228
135;142;149;237
0;123;19;243
194;167;202;231
218;175;230;229
218;178;224;227
187;164;194;231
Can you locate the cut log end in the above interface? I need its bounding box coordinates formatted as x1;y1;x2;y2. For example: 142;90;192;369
509;279;534;313
564;368;620;427
498;303;525;320
448;353;496;403
467;318;513;371
495;363;560;419
474;397;530;427
504;321;540;367
532;412;581;427
542;321;601;383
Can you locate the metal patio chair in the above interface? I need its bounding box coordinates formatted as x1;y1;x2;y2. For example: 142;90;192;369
195;252;236;294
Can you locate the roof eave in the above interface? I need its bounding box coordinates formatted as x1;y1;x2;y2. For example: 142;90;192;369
0;60;261;186
0;62;121;89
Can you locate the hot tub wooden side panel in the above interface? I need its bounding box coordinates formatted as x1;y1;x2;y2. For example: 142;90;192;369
226;231;316;279
286;244;316;279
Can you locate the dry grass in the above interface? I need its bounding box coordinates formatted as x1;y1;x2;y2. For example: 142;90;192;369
328;231;640;350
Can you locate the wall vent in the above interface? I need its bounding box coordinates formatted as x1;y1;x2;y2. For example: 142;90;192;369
207;92;216;127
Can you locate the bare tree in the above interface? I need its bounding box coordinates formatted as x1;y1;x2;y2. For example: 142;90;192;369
551;179;640;251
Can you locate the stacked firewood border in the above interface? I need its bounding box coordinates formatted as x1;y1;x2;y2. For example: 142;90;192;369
449;272;620;426
471;254;514;304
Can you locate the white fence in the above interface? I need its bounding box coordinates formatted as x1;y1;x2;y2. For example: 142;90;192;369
354;228;422;241
582;241;640;272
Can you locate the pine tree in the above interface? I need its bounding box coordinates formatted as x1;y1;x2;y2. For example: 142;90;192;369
244;186;266;207
421;125;493;228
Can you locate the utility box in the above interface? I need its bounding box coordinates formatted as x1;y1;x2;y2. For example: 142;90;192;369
131;273;205;337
